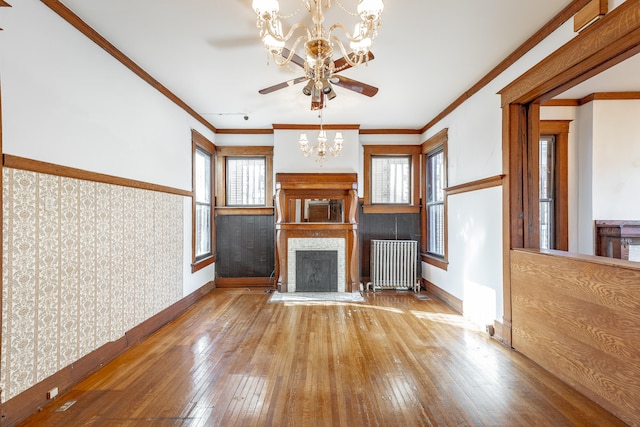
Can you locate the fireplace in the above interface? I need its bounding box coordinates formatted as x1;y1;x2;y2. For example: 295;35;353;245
288;238;346;292
274;173;358;292
295;250;338;292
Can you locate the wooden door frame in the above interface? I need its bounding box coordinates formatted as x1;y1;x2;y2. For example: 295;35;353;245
499;0;640;346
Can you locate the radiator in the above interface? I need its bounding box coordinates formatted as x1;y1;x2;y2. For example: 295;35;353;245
367;240;419;292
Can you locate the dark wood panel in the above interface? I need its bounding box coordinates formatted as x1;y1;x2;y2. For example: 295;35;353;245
215;215;275;278
358;203;421;279
17;288;626;426
511;249;640;425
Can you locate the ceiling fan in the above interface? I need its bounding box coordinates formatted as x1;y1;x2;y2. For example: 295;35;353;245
258;48;379;110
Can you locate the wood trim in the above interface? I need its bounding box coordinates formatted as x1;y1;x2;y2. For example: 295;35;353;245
40;0;216;134
192;255;215;273
421;128;448;154
580;91;640;104
363;145;422;155
540;120;570;251
214;277;274;288
216;146;273;156
500;0;640;106
215;129;274;135
2;154;192;197
362;145;421;215
524;104;540;248
272;124;360;131
359;129;422;135
0;281;216;426
192;129;214;154
192;131;216;272
421;129;448;262
445;175;504;196
421;254;448;271
543;91;640;107
574;0;608;32
422;279;463;314
492;320;508;345
541;99;580;107
361;204;421;215
420;0;591;134
215;207;274;216
0;1;11;6
215;146;274;208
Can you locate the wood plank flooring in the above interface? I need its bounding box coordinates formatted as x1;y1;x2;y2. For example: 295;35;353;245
18;289;626;426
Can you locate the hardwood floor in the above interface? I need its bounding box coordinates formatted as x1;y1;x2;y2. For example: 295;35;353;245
18;289;625;426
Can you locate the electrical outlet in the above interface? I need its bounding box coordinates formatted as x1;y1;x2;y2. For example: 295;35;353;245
47;387;58;400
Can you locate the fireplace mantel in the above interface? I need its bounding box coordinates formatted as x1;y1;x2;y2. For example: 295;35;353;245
275;173;359;292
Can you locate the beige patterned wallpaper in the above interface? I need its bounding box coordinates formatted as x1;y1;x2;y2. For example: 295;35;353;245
1;168;184;402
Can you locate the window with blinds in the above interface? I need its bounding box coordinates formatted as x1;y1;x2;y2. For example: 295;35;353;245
426;148;445;257
195;146;212;259
226;157;266;206
371;156;411;204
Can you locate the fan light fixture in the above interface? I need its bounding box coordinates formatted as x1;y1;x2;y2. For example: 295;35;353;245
252;0;384;105
299;108;343;162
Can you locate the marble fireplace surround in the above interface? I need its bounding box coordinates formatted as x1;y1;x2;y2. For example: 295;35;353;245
274;173;359;292
287;238;346;293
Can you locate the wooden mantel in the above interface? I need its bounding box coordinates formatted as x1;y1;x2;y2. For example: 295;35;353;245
275;173;359;292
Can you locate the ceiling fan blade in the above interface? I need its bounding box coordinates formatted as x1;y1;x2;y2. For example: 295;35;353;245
281;47;306;69
258;76;308;95
333;51;375;73
332;75;378;97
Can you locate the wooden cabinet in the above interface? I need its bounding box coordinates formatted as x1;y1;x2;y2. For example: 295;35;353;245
595;220;640;262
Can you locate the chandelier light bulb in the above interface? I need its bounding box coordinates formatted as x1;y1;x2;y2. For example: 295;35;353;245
252;0;279;15
358;0;384;17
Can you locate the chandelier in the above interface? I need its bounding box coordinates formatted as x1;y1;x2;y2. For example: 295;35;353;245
298;108;343;162
252;0;384;105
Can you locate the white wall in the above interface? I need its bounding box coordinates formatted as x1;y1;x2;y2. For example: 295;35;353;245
0;0;214;298
420;18;580;326
592;100;640;220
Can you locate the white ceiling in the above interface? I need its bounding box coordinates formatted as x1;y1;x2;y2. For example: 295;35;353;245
59;0;579;130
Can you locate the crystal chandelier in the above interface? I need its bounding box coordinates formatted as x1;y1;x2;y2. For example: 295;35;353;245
299;108;343;162
252;0;384;81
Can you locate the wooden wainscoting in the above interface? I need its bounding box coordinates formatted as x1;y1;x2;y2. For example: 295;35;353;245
511;249;640;426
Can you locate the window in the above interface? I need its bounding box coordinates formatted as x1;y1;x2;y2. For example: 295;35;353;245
371;156;411;204
192;130;215;272
215;146;273;213
539;135;555;250
538;120;569;251
426;148;445;256
226;157;266;206
421;129;448;270
363;145;421;214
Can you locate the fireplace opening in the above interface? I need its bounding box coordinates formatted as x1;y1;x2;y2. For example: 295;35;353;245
295;250;338;292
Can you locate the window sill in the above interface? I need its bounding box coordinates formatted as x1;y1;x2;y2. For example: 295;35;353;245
215;207;275;216
362;204;420;215
192;254;215;273
421;253;448;271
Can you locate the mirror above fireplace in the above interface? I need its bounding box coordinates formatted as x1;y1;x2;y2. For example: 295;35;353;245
289;199;344;223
